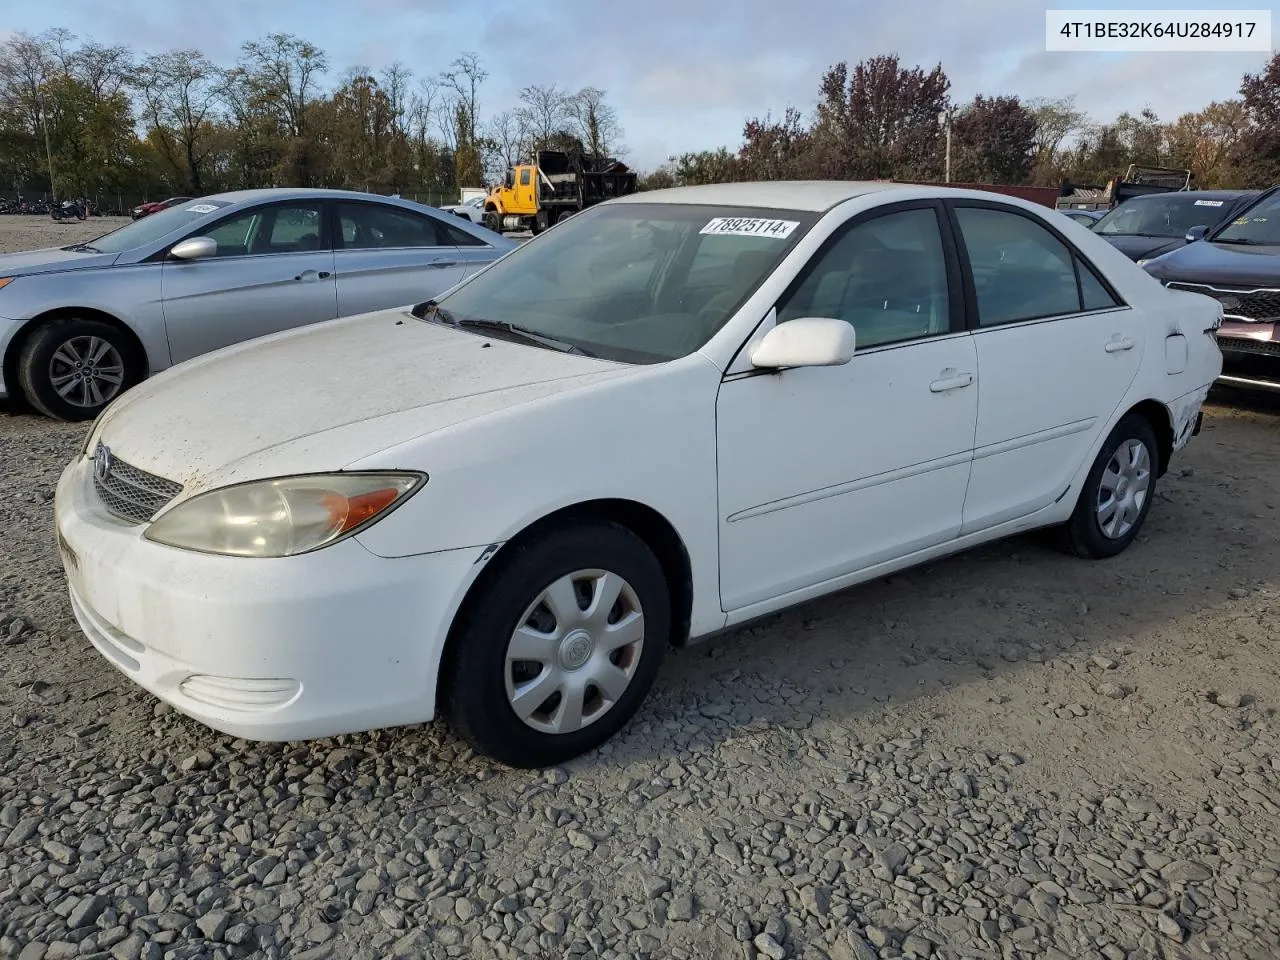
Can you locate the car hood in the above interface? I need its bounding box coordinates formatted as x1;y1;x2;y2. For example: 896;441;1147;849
0;246;120;277
1100;235;1184;262
93;309;632;492
1143;239;1280;286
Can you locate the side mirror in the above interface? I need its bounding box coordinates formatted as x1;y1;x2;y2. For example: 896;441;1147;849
750;317;856;369
1185;224;1209;243
169;237;216;261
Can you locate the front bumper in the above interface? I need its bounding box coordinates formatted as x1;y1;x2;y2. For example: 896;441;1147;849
54;455;481;741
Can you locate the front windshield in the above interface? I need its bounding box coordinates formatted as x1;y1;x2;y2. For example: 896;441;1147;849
431;202;817;363
1214;192;1280;244
1094;196;1231;238
80;199;232;254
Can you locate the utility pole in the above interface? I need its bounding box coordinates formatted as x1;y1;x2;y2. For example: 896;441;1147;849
39;92;57;199
938;109;954;184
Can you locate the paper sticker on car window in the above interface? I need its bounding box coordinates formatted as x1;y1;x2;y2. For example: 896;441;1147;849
699;217;799;239
1193;199;1224;206
186;204;219;214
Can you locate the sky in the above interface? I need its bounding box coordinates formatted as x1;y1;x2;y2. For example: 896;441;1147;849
3;0;1278;171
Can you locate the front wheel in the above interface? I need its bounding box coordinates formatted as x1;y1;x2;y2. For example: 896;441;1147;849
1059;413;1159;559
17;318;141;421
482;211;502;234
443;520;670;768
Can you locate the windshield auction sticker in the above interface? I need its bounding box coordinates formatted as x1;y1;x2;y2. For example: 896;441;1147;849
699;217;800;239
185;204;221;214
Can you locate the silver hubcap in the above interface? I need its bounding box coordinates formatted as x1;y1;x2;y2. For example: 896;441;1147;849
504;569;645;735
49;336;124;408
1096;438;1151;539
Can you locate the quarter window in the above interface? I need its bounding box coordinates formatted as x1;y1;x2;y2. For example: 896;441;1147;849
337;203;443;249
777;207;951;349
198;204;324;258
954;206;1119;325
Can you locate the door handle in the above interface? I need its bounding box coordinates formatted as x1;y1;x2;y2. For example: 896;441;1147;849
428;259;458;268
294;270;318;282
1105;336;1135;353
930;370;974;392
318;271;331;279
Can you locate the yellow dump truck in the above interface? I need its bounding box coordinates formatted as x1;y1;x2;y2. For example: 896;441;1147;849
483;149;637;235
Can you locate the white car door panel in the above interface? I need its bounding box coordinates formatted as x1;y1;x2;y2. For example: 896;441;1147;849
963;311;1144;532
716;336;978;610
948;202;1143;535
715;203;977;612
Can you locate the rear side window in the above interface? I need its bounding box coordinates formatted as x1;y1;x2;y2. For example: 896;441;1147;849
337;203;443;249
440;220;486;247
955;206;1120;325
519;169;531;186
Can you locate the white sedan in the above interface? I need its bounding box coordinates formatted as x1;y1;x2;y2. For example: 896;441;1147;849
54;181;1222;767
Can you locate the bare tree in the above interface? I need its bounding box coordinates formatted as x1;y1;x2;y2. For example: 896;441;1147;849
483;108;528;180
135;50;225;192
380;62;413;138
238;33;327;137
518;83;572;150
72;41;135;101
568;86;623;158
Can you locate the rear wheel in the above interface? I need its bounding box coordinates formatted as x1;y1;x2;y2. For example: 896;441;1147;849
443;520;670;768
1059;413;1159;559
17;318;141;421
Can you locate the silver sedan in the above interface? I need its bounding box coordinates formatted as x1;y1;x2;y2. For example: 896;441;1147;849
0;188;518;420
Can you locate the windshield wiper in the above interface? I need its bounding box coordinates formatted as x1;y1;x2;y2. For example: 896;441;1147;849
63;243;101;253
453;318;595;357
411;299;455;324
1214;237;1263;245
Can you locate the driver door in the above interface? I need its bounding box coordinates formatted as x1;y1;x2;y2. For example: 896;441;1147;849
715;202;979;613
161;201;337;363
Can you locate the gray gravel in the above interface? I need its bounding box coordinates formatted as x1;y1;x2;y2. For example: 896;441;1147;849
1;216;1279;959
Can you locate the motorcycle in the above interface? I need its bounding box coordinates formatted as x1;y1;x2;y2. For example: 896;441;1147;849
50;198;88;222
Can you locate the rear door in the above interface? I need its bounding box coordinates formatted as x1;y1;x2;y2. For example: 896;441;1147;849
161;201;337;363
946;201;1144;534
332;201;469;314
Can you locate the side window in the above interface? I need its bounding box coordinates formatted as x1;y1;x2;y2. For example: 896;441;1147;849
336;203;443;249
439;219;485;247
777;207;951;349
1079;261;1120;310
519;169;531;186
954;207;1080;326
196;203;323;257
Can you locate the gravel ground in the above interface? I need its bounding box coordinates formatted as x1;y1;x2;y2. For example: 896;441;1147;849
1;214;1279;960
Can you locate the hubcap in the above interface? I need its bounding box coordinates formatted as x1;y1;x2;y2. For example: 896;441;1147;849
1096;438;1151;540
49;336;125;408
504;569;645;735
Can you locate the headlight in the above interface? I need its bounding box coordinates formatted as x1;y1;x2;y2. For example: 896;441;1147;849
0;277;13;291
145;472;425;558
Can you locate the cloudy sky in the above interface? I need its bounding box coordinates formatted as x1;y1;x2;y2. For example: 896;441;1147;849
3;0;1277;170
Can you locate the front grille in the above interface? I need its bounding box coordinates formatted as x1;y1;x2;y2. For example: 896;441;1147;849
1167;281;1280;322
1218;336;1280;357
90;444;183;524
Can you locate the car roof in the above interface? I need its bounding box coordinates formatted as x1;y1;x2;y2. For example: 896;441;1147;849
198;187;421;205
612;180;908;212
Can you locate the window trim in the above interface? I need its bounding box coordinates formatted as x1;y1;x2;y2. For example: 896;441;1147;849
773;198;967;339
149;200;332;264
331;199;454;252
943;199;1127;332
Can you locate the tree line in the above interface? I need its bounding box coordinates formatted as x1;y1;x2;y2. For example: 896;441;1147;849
4;28;1280;207
640;53;1280;194
0;29;623;205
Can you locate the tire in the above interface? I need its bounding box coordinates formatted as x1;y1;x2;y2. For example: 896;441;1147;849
443;520;671;768
17;318;142;422
483;211;502;234
532;210;549;235
1059;413;1159;559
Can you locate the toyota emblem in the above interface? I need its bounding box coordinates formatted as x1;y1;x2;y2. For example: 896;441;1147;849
93;444;113;482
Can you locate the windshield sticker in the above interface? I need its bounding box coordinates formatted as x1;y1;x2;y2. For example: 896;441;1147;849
186;203;220;214
699;217;799;239
1193;199;1224;206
